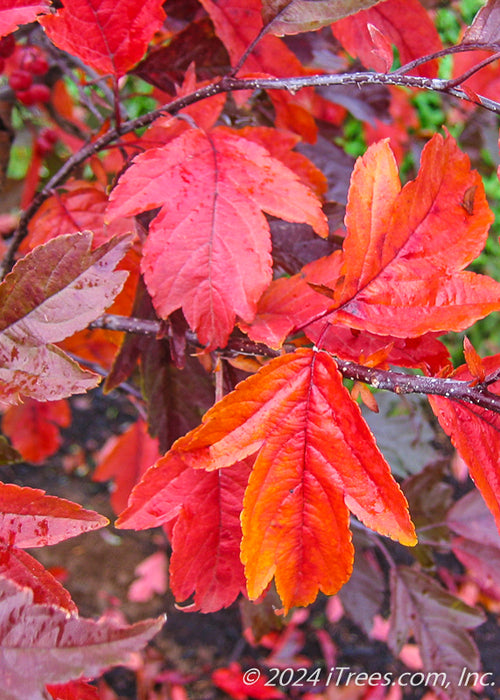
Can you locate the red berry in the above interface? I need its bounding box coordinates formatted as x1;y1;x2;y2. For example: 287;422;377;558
25;83;51;104
16;89;36;106
0;35;16;59
21;49;48;76
35;136;54;156
40;128;58;144
9;69;33;91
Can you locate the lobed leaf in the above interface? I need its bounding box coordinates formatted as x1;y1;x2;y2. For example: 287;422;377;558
0;0;49;37
389;567;484;698
262;0;386;35
0;481;108;548
0;576;164;700
0;232;131;405
2;398;71;464
332;0;442;77
121;349;416;611
107;127;327;350
41;0;166;77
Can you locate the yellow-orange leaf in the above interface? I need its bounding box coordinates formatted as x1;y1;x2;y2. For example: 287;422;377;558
173;348;415;610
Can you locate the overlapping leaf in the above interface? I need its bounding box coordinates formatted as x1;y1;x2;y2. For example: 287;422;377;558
389;567;484;699
0;481;108;547
0;232;130;405
119;348;415;611
313;133;500;337
41;0;166;77
2;398;71;464
332;0;442;77
117;451;251;612
262;0;386;35
429;354;500;532
0;576;164;700
0;0;49;37
93;419;160;515
106;127;327;350
462;0;500;46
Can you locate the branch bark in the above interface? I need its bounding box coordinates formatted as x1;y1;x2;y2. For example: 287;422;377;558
3;42;500;279
90;314;500;415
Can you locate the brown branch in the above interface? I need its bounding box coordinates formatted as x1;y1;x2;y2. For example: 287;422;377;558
89;314;500;414
4;46;500;280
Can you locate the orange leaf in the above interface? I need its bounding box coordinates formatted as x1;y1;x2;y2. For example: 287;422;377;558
463;336;486;382
328;133;499;337
2;398;71;464
107;127;327;350
122;349;416;611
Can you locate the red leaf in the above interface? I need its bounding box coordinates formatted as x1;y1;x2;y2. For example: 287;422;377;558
0;0;49;37
199;0;338;140
107;127;327;350
22;181;134;253
121;349;416;611
117;453;251;612
0;576;164;700
0;544;76;612
47;680;99;700
428;355;500;533
2;398;71;464
41;0;166;77
0;232;131;405
93;419;160;515
212;662;284;700
168;458;252;612
0;481;108;548
332;0;442;77
324;134;500;337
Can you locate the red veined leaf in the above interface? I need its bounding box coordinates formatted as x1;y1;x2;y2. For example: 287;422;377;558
121;349;416;611
0;544;76;612
244;253;451;374
0;0;49;37
428;354;500;533
93;419;160;515
321;133;500;337
236;126;328;197
0;232;131;405
2;398;71;464
47;680;100;700
117;453;252;612
452;48;500;112
22;181;134;253
0;481;108;548
388;567;484;691
332;0;442;78
106;127;327;350
261;0;386;35
41;0;166;77
168;458;252;612
199;0;343;140
0;576;164;700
